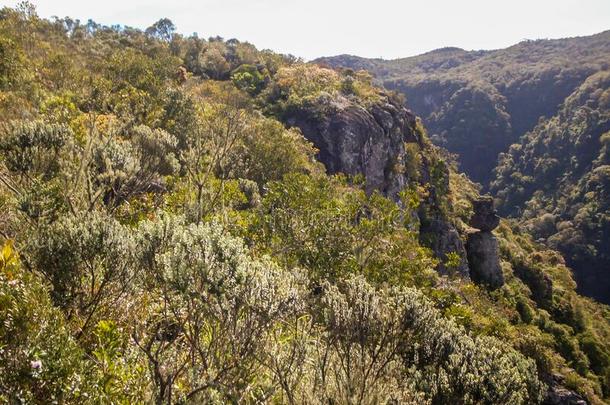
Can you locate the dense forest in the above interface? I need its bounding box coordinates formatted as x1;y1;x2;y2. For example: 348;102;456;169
316;32;610;303
0;3;609;404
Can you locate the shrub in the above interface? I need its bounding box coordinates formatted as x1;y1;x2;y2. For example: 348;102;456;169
308;277;545;404
0;242;92;403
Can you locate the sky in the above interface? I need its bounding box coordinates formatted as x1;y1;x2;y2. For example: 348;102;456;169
3;0;610;60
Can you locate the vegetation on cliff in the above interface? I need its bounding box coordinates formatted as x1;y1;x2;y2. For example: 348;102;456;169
492;71;610;304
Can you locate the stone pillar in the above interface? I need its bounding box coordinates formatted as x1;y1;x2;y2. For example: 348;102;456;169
466;196;504;289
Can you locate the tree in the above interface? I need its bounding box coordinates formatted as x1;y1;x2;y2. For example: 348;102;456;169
180;99;249;222
145;18;175;42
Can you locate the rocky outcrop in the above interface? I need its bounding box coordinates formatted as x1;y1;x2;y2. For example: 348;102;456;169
466;231;503;288
283;94;420;198
420;218;470;277
544;385;588;405
466;197;504;288
470;196;500;231
282;92;471;277
417;156;470;276
543;374;588;405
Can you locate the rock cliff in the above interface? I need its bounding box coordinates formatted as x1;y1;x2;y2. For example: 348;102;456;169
281;93;470;276
283;94;420;198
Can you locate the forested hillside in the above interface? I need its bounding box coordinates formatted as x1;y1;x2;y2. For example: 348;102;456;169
0;4;609;404
316;32;610;303
492;72;610;303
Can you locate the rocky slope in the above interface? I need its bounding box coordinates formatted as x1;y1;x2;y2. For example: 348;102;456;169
282;94;420;197
274;77;606;403
277;88;472;277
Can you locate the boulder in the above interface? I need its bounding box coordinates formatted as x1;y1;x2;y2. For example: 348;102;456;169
470;195;500;231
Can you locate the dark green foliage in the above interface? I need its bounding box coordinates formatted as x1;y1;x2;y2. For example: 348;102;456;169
493;71;610;302
513;259;553;308
579;332;610;375
231;63;267;95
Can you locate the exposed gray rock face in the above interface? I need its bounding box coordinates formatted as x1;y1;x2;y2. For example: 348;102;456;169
283;94;420;198
544;385;588;405
415;154;469;277
420;218;470;277
466;231;504;288
466;197;504;288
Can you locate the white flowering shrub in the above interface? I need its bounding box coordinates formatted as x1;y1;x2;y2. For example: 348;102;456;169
133;215;307;403
0;121;74;221
306;277;545;404
0;120;71;180
26;212;136;337
91;124;178;207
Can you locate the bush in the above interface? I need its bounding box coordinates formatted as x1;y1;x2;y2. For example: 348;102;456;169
0;242;93;403
26;212;136;337
308;277;545;404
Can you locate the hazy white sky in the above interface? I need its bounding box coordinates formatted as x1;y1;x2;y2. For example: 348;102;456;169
3;0;610;60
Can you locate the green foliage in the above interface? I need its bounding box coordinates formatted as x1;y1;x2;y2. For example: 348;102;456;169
254;173;437;286
231;63;266;95
0;36;22;90
0;4;609;404
493;71;610;303
0;242;92;403
224;115;320;187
